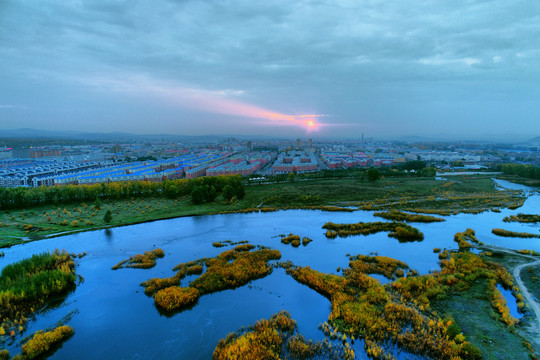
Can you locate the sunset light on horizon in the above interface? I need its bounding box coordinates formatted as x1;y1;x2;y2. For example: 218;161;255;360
1;0;538;140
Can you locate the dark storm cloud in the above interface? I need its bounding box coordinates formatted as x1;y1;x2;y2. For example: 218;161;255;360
1;0;539;138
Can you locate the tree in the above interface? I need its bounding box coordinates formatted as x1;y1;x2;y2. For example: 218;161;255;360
207;186;218;202
421;166;437;178
191;186;206;204
222;185;235;201
288;172;296;183
103;209;112;224
367;169;381;182
401;160;426;171
94;198;102;210
235;184;245;200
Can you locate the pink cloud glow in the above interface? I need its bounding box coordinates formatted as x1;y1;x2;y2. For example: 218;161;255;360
81;73;327;131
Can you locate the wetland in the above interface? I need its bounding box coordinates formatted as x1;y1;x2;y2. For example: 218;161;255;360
0;177;539;359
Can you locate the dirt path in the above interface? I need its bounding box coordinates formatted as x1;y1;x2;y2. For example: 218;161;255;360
513;259;540;332
481;245;540;338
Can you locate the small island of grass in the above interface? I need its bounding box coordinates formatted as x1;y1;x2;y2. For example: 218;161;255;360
503;213;540;223
111;248;165;270
280;234;314;247
213;311;351;360
21;325;74;360
323;221;424;242
492;228;540;239
349;255;412;280
374;210;445;223
0;250;76;334
142;247;281;312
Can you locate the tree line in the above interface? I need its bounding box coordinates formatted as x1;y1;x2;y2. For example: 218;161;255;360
501;163;540;179
0;175;245;210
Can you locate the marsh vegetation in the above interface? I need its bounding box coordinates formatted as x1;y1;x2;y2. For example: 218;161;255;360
503;213;540;223
213;311;355;360
280;239;529;360
0;250;76;336
141;247;281;312
323;221;424;242
492;228;540;239
111;248;165;270
373;210;445;223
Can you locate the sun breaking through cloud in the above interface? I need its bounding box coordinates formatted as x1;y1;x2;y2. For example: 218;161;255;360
81;71;328;132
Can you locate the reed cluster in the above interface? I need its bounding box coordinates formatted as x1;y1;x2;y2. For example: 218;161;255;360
281;234;521;360
111;248;165;270
503;213;540;223
374;210;445;223
142;247;281;312
323;221;424;242
21;325;74;359
492;228;540;239
0;250;76;333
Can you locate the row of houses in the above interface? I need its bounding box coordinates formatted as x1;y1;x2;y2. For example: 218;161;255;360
205;152;275;176
66;153;233;184
272;151;318;173
320;151;405;169
0;152;236;187
0;159;107;188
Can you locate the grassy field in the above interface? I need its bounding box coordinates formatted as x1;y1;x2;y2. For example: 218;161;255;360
475;250;540;356
0;175;525;248
520;265;540;305
433;280;532;360
0;198;227;247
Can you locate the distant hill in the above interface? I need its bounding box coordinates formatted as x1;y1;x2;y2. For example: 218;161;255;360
0;128;291;143
0;128;80;138
395;135;435;142
528;136;540;143
0;128;223;143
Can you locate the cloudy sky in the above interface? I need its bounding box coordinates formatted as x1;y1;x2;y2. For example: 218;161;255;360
1;0;539;139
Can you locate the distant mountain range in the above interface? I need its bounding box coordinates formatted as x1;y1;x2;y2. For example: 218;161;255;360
0;128;230;143
0;128;539;144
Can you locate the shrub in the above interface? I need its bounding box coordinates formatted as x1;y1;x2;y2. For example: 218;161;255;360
213;311;301;360
141;271;185;296
112;248;165;270
189;249;281;295
154;286;200;311
103;209;112;224
21;326;74;359
186;265;203;275
281;234;301;245
446;322;461;340
374;210;445;223
492;228;540;238
234;244;255;252
459;342;482;360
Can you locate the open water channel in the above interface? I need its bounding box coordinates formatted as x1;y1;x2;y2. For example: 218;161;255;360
0;179;538;359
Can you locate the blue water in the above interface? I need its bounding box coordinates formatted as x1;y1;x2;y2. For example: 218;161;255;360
496;284;524;320
0;179;538;359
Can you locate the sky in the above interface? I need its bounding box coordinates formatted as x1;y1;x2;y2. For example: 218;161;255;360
1;0;540;140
